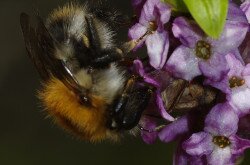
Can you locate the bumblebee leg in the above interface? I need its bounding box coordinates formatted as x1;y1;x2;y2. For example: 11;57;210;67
119;29;152;55
85;16;102;53
112;76;137;114
119;40;137;55
89;49;122;68
85;16;123;68
108;76;153;130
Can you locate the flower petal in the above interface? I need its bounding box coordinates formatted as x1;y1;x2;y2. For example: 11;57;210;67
230;87;250;116
139;0;170;25
228;2;248;23
146;70;172;90
199;52;229;81
226;53;245;77
205;103;239;137
144;75;161;88
140;116;158;144
204;75;231;94
156;3;171;25
174;141;207;165
207;146;232;165
165;46;201;81
156;90;175;121
139;0;158;24
133;59;170;88
159;115;189;143
132;0;147;16
210;2;248;54
172;17;203;48
182;132;213;156
205;52;245;94
145;30;169;69
243;63;250;77
240;1;250;23
128;23;147;49
133;59;146;76
242;64;250;87
210;21;248;55
231;49;245;65
153;3;171;31
230;135;250;155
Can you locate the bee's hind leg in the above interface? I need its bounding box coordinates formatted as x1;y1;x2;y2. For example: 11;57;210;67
108;76;153;130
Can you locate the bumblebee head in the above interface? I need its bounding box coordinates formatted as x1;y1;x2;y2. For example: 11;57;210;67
39;77;119;142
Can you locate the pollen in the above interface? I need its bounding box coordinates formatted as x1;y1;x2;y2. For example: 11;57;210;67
149;21;158;32
195;40;211;60
213;136;231;148
229;76;245;88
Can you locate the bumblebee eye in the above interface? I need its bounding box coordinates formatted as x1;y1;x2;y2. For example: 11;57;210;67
78;93;92;106
82;35;90;48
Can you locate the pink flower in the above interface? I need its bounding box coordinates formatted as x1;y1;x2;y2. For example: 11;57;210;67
129;0;171;69
165;3;248;81
183;103;250;165
207;53;250;116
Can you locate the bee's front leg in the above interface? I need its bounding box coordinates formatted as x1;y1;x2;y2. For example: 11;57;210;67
89;49;123;68
85;16;123;68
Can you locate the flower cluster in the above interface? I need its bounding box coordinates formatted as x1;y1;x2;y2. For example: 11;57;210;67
129;0;250;164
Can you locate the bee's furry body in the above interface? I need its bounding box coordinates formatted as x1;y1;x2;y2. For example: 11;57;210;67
21;2;152;142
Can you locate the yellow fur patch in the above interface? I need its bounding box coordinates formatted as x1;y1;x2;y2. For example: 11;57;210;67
82;35;90;48
48;3;84;22
39;77;119;142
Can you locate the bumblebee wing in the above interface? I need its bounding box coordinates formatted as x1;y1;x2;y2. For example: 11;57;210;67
20;13;50;80
20;13;82;94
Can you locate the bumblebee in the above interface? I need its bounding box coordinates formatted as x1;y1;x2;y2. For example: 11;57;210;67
20;2;152;142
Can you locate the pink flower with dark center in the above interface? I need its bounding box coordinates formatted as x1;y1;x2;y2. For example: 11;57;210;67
183;103;250;165
207;53;250;116
165;3;248;81
129;0;171;69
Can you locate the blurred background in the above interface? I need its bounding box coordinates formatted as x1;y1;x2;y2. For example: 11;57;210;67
0;0;249;165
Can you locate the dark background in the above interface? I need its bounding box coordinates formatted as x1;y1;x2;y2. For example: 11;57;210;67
0;0;249;165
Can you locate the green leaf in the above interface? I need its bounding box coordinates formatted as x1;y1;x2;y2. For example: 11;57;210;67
183;0;228;38
161;0;188;12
